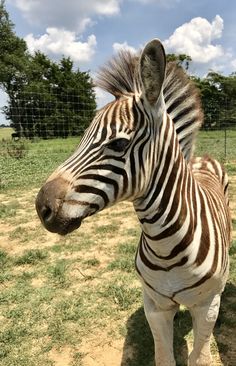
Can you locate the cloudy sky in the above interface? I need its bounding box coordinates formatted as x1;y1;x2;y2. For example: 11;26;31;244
1;0;236;121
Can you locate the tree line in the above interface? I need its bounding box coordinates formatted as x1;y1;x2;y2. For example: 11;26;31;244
0;0;96;139
166;54;236;130
0;0;235;139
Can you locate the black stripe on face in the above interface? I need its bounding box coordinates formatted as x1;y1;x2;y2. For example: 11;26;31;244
75;185;109;207
78;174;119;200
77;164;129;196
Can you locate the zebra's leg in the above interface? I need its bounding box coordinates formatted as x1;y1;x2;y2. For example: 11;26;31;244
143;290;179;366
188;293;221;366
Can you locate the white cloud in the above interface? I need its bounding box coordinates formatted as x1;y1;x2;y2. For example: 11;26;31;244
164;15;224;63
130;0;180;6
10;0;122;64
25;29;97;63
231;59;236;70
94;0;121;15
77;18;94;34
11;0;121;32
112;41;137;54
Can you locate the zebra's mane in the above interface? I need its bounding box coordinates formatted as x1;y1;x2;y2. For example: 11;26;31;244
96;50;203;161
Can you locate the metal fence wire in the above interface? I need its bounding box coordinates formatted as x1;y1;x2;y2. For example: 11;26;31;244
1;88;96;139
0;91;236;160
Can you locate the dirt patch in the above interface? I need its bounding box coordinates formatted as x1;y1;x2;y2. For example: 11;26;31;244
31;277;45;288
81;333;126;366
49;346;74;366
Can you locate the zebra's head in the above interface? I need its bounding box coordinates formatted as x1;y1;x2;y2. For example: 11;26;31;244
36;39;167;235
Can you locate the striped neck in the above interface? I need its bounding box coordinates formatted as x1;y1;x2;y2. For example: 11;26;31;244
134;113;196;257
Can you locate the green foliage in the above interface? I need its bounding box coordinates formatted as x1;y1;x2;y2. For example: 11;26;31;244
167;53;192;70
166;53;236;132
4;54;96;138
0;0;28;89
0;2;96;139
191;72;236;130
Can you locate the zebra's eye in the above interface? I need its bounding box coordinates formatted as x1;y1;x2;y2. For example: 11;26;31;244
106;138;130;152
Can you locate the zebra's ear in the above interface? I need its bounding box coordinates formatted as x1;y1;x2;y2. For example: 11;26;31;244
139;39;166;106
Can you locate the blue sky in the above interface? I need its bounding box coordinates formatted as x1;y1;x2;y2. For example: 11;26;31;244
1;0;236;121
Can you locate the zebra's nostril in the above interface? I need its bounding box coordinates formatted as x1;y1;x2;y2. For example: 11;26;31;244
41;205;53;223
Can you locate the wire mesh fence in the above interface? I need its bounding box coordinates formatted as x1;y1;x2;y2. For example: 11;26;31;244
196;128;236;161
2;88;96;139
0;90;236;191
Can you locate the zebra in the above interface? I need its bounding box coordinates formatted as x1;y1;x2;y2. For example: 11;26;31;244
35;39;232;366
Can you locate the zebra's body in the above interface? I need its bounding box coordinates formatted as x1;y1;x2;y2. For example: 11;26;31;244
135;114;230;305
36;39;231;366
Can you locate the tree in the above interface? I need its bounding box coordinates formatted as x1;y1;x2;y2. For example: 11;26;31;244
191;75;223;129
167;54;192;70
192;72;236;129
1;1;96;138
206;71;236;128
0;0;28;91
4;52;96;138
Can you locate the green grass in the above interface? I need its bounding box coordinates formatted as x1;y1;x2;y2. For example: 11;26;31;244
0;201;21;219
0;137;79;191
48;259;69;287
14;249;48;265
0;250;9;267
195;129;236;161
107;241;137;273
83;258;100;267
0;129;236;191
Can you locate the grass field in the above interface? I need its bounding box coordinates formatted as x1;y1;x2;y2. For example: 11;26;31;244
0;130;236;366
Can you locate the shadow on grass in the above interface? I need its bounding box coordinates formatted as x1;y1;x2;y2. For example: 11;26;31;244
121;306;192;366
214;281;236;366
121;282;236;366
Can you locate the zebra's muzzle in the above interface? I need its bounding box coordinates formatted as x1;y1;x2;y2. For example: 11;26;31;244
35;176;83;235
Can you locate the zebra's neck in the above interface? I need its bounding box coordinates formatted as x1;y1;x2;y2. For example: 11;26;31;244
133;112;196;258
